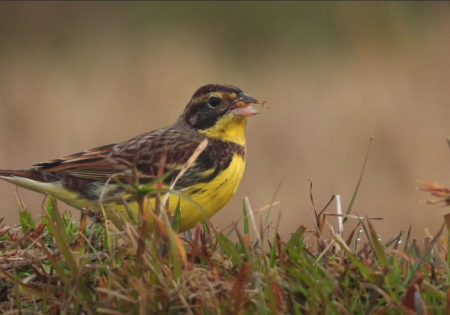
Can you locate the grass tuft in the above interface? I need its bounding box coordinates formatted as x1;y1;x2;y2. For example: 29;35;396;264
2;142;450;313
1;188;450;314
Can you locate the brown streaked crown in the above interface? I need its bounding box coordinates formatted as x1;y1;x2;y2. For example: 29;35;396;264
191;84;242;99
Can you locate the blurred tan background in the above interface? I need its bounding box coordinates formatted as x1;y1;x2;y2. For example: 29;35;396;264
0;2;449;241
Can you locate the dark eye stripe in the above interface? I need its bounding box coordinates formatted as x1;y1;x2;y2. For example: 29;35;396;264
189;103;221;130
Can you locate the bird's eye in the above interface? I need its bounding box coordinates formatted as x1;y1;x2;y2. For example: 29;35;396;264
207;96;221;108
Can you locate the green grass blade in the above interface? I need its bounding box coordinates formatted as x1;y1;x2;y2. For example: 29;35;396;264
44;206;93;304
18;208;35;234
217;232;241;265
171;197;182;232
243;200;249;235
47;198;70;246
334;235;374;280
286;225;306;250
402;223;445;287
367;219;388;268
38;239;70;285
164;213;183;280
269;212;282;268
344;137;373;219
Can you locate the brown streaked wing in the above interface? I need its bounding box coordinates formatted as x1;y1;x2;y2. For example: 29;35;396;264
30;127;203;182
32;143;118;176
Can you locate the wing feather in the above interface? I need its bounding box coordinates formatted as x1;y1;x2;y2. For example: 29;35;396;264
31;127;202;183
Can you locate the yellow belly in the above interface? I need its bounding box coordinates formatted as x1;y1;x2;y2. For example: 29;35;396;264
99;153;245;232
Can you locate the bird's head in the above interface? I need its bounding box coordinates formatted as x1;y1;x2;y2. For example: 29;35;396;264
179;84;259;145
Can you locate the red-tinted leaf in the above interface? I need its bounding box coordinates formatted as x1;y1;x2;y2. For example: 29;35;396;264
401;277;424;311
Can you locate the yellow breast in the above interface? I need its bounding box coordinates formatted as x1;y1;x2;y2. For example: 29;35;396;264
97;153;245;232
175;153;246;231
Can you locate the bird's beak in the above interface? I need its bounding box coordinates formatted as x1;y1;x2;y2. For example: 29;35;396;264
231;92;260;117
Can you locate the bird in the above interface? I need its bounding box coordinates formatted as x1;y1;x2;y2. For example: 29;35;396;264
0;84;260;232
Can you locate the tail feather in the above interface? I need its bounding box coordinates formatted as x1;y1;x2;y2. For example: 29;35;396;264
0;169;90;209
0;169;62;194
0;169;59;183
